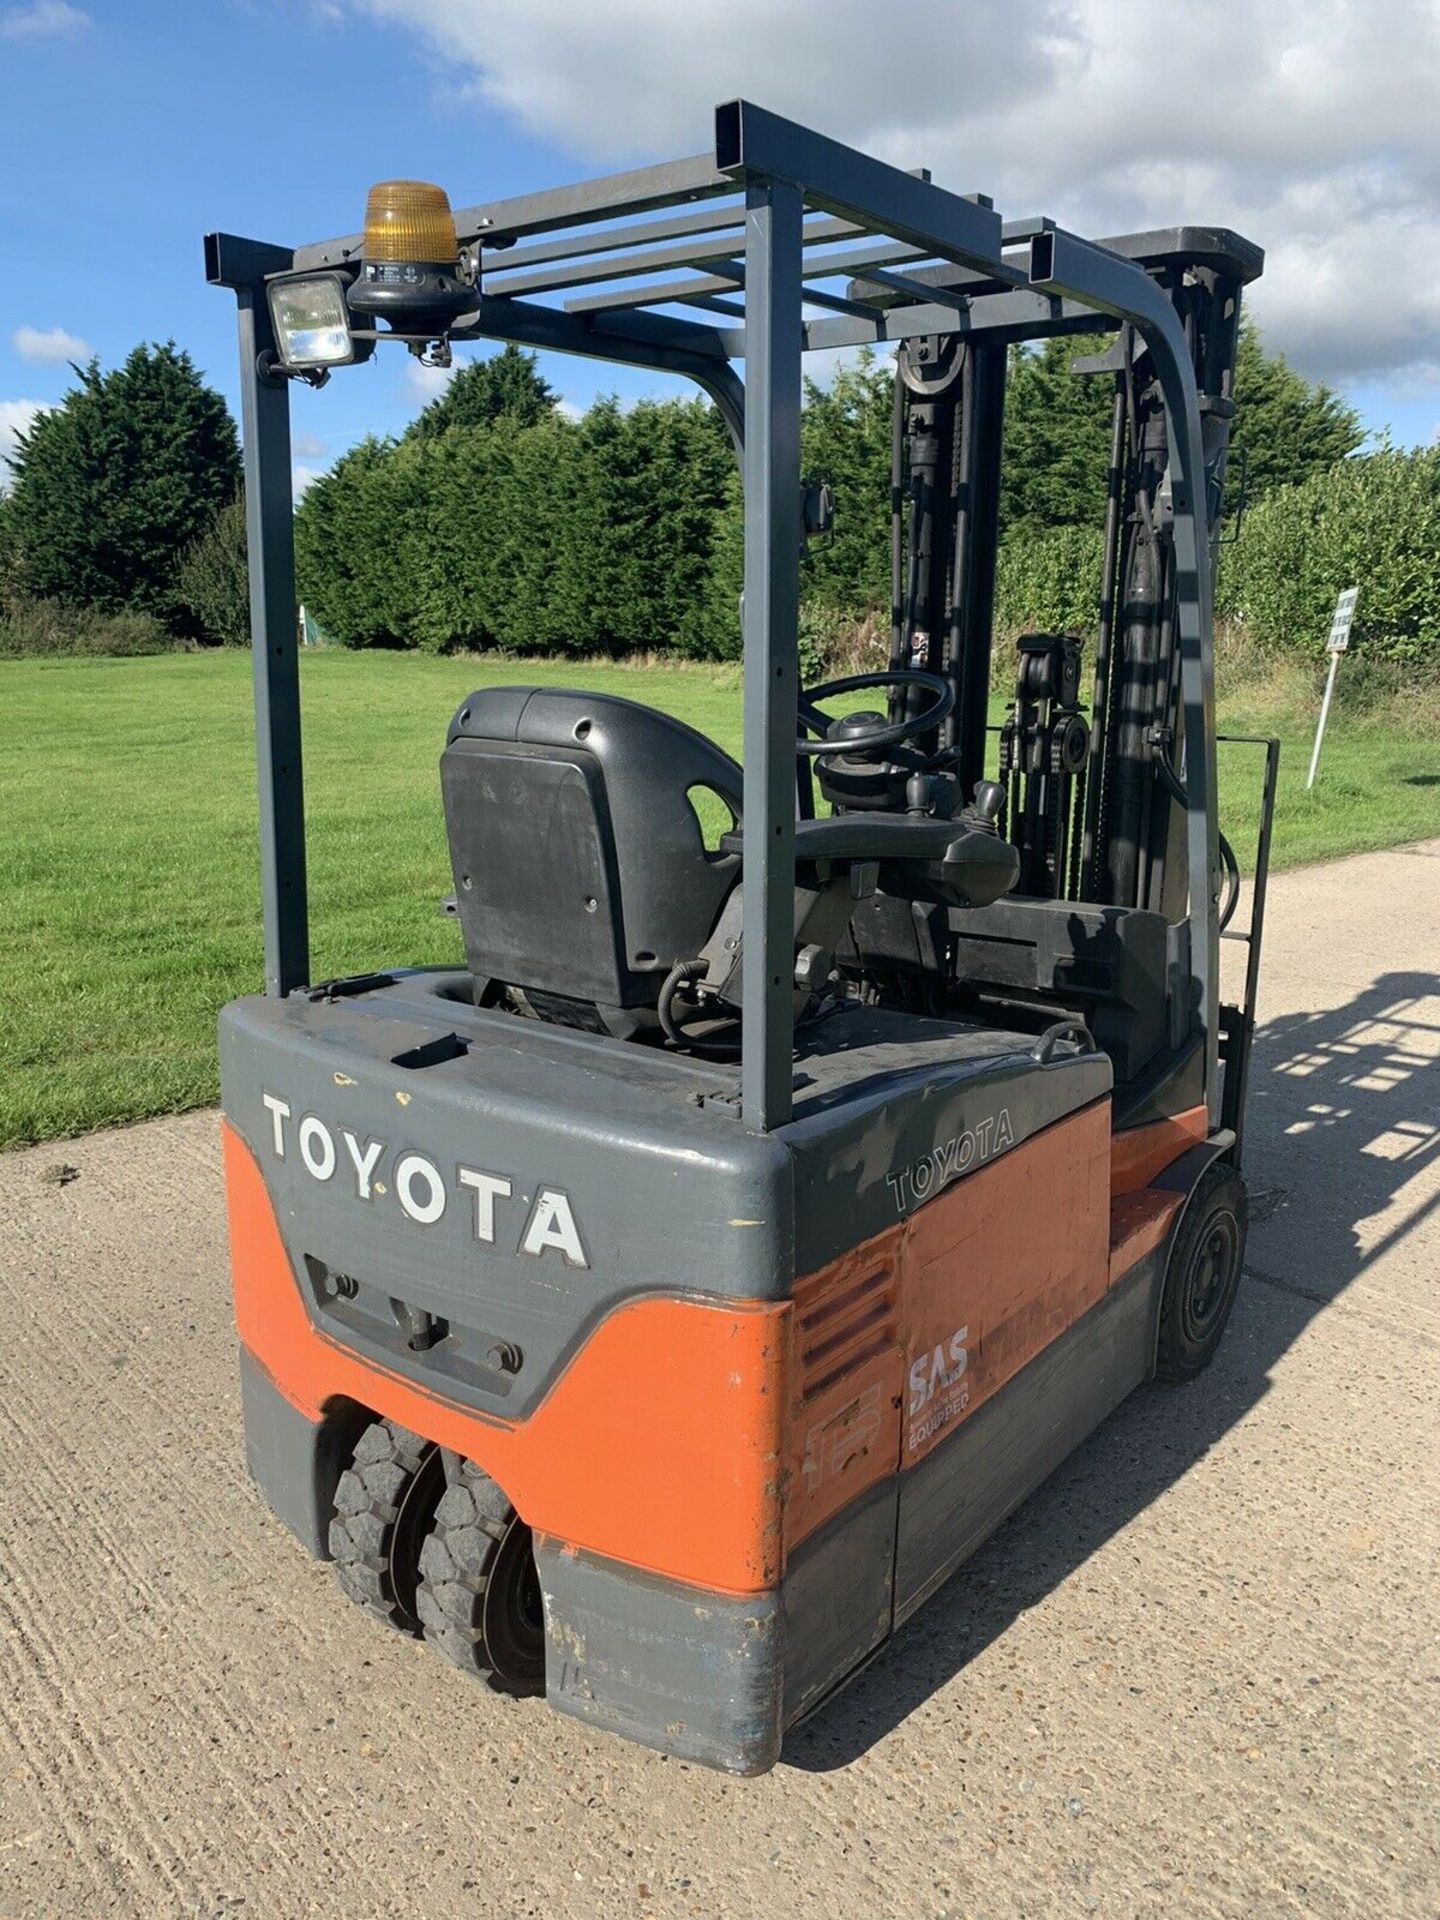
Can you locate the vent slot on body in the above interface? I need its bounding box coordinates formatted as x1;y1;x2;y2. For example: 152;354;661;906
795;1260;899;1403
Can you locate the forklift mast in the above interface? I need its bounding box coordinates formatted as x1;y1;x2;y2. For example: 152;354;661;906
881;230;1260;929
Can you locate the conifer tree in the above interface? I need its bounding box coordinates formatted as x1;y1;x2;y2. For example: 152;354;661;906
5;343;239;624
405;344;558;438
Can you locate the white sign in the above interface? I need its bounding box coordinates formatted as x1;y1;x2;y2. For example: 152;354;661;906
1308;587;1360;787
1327;585;1359;654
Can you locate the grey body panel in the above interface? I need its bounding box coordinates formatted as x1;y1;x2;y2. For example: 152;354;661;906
780;1479;897;1726
219;973;1108;1417
893;1244;1163;1624
783;1010;1111;1269
237;1345;365;1560
536;1542;785;1776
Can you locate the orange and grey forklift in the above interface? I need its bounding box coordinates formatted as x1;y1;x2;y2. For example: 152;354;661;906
208;102;1278;1774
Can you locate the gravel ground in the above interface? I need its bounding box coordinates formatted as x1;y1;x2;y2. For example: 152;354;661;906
1;841;1436;1920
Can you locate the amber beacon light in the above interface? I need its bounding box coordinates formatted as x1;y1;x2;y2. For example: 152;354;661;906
346;179;476;342
362;179;459;262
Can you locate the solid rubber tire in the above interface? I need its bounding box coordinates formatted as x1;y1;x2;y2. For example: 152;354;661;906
328;1417;445;1633
1155;1161;1248;1383
416;1459;546;1697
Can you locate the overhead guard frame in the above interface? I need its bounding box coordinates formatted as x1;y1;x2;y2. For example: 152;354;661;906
207;98;1240;1135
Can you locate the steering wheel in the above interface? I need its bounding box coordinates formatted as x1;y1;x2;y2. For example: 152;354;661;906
795;669;956;759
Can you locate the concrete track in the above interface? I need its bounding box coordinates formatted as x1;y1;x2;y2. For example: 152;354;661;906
2;843;1436;1920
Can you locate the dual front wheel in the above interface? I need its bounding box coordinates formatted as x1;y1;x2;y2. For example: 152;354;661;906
328;1421;545;1696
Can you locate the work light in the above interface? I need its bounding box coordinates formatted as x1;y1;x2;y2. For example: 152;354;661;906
345;179;476;340
266;272;358;370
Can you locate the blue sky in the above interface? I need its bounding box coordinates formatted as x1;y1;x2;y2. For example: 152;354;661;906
0;0;699;491
3;0;1438;493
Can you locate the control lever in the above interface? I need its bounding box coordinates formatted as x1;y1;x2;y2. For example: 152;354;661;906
959;779;1005;833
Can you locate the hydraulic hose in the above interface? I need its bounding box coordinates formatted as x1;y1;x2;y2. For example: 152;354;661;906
1217;829;1241;932
657;960;741;1058
1153;750;1241;931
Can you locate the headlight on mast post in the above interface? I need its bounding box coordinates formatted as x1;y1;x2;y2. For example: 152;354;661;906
266;272;360;372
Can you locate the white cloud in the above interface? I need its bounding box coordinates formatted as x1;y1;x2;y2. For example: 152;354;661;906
805;340;896;392
555;398;583;421
292;462;326;499
11;324;92;364
0;1;91;38
404;356;458;401
0;398;49;486
343;0;1440;384
292;431;327;459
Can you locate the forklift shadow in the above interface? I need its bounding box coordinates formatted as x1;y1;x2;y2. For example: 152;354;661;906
784;968;1440;1772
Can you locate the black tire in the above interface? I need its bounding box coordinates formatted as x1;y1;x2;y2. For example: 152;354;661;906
1156;1161;1248;1382
416;1459;546;1697
328;1417;445;1633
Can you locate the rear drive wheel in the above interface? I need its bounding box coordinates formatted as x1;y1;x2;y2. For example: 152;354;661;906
416;1459;546;1697
1156;1161;1248;1382
329;1417;445;1633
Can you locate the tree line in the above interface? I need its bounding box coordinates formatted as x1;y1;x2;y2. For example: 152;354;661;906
294;363;740;657
3;328;1436;671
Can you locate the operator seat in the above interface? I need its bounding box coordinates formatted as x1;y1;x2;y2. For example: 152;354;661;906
441;687;743;1029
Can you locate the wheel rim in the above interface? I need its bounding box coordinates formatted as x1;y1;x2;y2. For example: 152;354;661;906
481;1515;546;1687
1181;1207;1241;1345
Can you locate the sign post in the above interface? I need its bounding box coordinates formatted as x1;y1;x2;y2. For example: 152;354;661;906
1306;586;1358;790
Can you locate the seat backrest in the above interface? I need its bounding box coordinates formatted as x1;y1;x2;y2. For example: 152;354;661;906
441;687;743;1014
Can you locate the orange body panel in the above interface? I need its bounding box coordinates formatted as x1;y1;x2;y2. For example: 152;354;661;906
783;1101;1115;1548
222;1122;786;1596
899;1099;1112;1463
1110;1104;1208;1195
1108;1188;1185;1282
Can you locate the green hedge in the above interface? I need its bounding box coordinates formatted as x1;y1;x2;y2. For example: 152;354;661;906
294;399;740;658
1217;447;1440;665
0;596;177;658
291;384;1439;676
994;523;1106;635
174;491;251;646
990;449;1440;673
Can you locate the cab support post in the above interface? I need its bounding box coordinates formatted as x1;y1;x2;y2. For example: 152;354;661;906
206;232;309;998
237;288;309;997
739;178;803;1132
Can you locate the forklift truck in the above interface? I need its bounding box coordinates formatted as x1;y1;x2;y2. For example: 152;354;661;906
207;102;1278;1775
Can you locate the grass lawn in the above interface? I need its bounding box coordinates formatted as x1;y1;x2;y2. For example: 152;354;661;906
3;648;1438;1150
